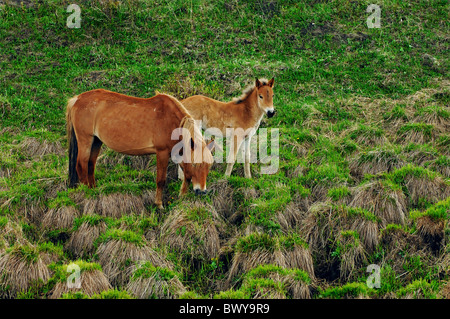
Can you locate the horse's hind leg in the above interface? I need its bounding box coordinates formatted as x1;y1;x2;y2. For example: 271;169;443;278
87;136;103;187
75;136;93;186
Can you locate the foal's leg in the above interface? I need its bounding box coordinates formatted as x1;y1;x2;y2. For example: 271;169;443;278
244;134;253;178
225;135;244;177
155;149;169;209
87;136;103;187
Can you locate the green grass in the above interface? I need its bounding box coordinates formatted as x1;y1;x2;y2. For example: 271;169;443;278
0;0;448;299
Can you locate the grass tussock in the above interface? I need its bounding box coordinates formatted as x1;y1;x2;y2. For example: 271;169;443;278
0;244;51;298
379;225;433;276
208;179;235;218
126;262;186;299
0;216;29;248
41;206;79;231
396;123;436;145
301;203;379;280
218;264;312;299
19;137;64;158
227;233;314;284
66;215;108;259
82;192;150;217
349;144;404;179
349;180;407;226
97;151;155;171
389;165;450;207
160;201;225;261
95;228;169;287
48;261;112;299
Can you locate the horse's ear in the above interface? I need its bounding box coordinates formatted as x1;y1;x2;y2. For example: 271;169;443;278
255;78;262;88
268;78;275;88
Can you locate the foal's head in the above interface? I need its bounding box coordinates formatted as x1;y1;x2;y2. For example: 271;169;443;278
255;78;276;118
180;139;215;195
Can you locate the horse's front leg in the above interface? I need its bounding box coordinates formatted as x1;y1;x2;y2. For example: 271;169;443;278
244;134;253;179
155;149;169;209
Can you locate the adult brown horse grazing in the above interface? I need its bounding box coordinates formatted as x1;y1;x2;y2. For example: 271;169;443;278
181;78;275;178
66;89;214;209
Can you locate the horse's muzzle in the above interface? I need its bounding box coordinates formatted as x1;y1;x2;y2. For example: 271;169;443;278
195;189;208;196
267;110;276;118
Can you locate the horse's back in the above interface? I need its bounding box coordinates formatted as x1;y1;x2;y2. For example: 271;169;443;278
69;90;185;155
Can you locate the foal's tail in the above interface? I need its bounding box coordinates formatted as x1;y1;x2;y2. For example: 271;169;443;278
66;96;79;188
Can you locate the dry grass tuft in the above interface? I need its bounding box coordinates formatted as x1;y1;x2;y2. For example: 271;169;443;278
227;233;315;284
208;179;235;218
19;204;46;227
349;180;407;226
343;124;387;147
412;106;449;134
19;137;65;157
83;192;149;218
379;225;431;274
301;202;379;280
416;216;445;251
49;268;112;299
438;281;450;299
349;145;404;179
96;232;169;287
277;202;305;231
396;123;437;145
97;151;155;171
303;202;379;252
160;201;225;260
0;245;51;298
404;175;450;207
66;219;107;259
126;262;186;299
337;231;367;280
233;265;313;299
402;143;439;167
0;217;29;248
41;206;79;231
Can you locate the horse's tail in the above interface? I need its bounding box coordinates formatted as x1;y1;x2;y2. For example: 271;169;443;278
66;96;79;188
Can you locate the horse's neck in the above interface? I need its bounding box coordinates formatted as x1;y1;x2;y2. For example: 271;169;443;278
241;89;265;129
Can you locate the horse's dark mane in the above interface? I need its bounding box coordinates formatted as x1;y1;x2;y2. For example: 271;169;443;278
233;78;269;104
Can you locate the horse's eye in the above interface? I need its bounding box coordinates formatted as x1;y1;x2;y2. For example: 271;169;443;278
259;95;263;99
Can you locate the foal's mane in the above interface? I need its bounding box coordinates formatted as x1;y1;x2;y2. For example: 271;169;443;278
233;78;270;104
159;92;213;164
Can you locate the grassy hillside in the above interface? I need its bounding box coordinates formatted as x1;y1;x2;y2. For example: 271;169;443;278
0;0;449;299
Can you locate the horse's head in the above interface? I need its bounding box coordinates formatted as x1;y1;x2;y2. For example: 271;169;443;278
179;139;215;195
255;78;276;118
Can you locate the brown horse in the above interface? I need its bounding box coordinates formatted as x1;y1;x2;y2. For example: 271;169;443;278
66;89;214;209
181;78;275;178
